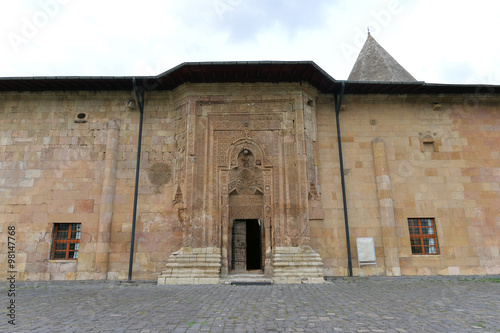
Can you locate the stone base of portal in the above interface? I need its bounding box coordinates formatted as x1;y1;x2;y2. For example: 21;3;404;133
157;247;221;285
272;246;325;284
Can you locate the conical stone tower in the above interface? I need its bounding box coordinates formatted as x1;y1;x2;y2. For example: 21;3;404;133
348;33;417;82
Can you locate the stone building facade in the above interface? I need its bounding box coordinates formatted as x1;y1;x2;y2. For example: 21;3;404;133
1;36;499;282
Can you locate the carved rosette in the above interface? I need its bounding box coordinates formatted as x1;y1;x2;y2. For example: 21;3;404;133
147;163;172;193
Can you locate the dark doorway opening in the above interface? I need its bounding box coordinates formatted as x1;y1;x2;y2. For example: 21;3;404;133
231;219;262;271
246;219;262;270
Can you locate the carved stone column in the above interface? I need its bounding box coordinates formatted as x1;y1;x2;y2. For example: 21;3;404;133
264;216;272;276
372;138;401;276
220;173;230;277
95;119;120;279
263;170;273;276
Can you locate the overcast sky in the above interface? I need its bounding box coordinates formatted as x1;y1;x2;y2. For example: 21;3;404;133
1;0;499;84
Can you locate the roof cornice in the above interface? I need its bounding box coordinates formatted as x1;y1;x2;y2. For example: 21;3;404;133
0;61;336;93
0;61;499;95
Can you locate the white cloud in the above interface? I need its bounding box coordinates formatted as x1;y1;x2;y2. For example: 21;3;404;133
1;0;499;83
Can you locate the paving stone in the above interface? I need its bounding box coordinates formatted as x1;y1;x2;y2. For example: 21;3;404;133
1;277;499;332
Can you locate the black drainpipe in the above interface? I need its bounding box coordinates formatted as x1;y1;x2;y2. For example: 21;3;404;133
334;81;353;277
128;78;145;281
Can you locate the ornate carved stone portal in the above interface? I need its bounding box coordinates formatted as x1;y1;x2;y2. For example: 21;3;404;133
228;149;264;271
221;135;272;277
158;96;324;284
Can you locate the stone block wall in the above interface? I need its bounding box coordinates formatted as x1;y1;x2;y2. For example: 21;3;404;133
0;90;183;281
314;93;500;276
1;85;498;281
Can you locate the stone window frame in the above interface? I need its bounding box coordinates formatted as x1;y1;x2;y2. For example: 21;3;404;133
420;139;439;152
418;131;440;153
408;218;439;255
51;223;81;259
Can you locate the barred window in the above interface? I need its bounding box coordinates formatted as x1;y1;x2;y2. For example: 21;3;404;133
408;218;439;255
51;223;81;259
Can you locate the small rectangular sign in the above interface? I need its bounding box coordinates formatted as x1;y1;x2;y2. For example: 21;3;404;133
357;237;376;262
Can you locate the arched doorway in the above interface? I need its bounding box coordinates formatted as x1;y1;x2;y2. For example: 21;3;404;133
220;138;273;277
228;148;264;272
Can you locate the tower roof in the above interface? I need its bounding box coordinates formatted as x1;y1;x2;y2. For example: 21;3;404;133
348;33;417;82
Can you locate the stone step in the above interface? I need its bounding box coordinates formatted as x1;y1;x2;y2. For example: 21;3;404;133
161;268;220;275
165;262;221;268
220;273;273;285
272;255;324;260
166;255;221;262
273;264;323;268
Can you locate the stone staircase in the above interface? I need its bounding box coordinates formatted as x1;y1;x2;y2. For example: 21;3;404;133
157;247;221;285
272;246;325;283
158;246;325;285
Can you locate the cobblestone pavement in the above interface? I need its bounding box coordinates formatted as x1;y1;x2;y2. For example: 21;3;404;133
2;276;500;333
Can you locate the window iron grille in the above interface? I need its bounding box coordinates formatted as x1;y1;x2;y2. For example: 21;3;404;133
52;223;81;259
408;218;439;255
